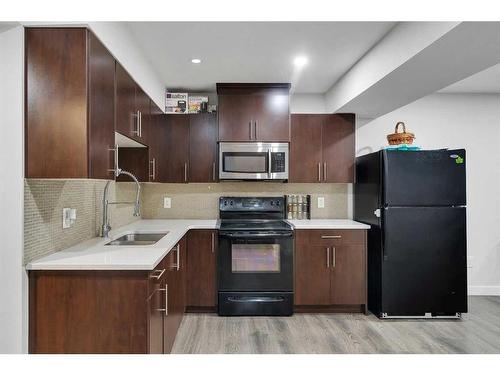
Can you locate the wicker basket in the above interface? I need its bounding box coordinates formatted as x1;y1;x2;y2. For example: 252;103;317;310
387;122;415;145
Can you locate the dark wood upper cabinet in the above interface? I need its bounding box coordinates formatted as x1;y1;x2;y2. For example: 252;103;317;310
322;114;355;183
290;114;355;183
189;113;218;182
148;101;164;182
115;63;143;144
159;115;190;183
25;28;106;179
186;230;217;309
290;114;323;183
217;83;290;142
88;32;116;180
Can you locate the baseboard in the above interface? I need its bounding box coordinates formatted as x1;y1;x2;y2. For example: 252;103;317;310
468;286;500;296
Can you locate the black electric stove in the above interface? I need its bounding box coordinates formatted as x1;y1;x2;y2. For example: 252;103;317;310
217;197;294;316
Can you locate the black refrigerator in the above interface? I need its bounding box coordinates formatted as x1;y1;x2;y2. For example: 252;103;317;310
354;149;467;318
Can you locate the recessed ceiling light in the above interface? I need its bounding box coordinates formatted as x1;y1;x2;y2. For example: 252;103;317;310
191;58;202;64
293;56;308;68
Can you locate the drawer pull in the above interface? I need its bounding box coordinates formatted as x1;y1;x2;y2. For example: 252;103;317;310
321;235;342;239
149;268;165;280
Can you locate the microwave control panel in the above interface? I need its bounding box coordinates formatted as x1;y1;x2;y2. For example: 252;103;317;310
271;152;286;173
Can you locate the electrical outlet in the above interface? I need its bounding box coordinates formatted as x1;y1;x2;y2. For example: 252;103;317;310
163;197;172;209
317;197;325;208
467;256;474;268
62;208;76;229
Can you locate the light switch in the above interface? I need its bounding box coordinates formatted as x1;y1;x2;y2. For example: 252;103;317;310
163;197;172;209
317;197;325;208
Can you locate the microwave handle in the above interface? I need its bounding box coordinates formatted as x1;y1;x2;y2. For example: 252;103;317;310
268;149;272;178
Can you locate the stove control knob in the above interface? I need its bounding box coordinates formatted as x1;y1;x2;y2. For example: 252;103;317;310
230;201;233;205
223;200;227;206
276;200;280;206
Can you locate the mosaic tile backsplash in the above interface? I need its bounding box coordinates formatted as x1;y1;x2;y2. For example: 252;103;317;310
24;179;140;263
141;182;348;220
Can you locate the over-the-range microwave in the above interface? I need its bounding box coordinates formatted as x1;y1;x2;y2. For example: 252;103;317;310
218;142;289;180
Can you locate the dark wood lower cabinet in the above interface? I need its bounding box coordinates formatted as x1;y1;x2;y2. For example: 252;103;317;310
186;230;217;310
294;229;367;313
29;236;188;354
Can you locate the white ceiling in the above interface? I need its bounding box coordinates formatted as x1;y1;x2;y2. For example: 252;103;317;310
439;63;500;94
126;22;395;94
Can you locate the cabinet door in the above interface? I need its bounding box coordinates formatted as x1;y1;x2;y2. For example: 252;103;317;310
88;31;116;180
290;114;323;182
186;230;217;308
189;113;218;182
25;28;88;178
160;115;190;182
136;87;150;143
322;114;355;183
148;102;163;182
254;93;290;142
294;231;331;305
148;281;164;354
115;63;139;141
217;95;254;141
330;245;367;305
163;250;177;354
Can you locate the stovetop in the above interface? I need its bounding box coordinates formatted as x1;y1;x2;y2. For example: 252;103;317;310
218;219;292;232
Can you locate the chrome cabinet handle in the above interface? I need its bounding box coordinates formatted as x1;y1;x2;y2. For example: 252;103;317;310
156;285;168;316
318;162;321;182
139;111;142;137
149;158;156;180
268;149;272;178
211;232;215;253
109;144;119;176
172;244;180;271
326;247;330;268
254;121;257;140
321;235;342;239
133;110;140;136
332;246;336;268
149;268;165;280
184;163;188;182
212;162;216;181
323;162;327;182
249;121;252;139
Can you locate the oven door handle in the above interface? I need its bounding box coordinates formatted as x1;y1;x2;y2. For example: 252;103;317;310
227;296;285;303
219;232;293;238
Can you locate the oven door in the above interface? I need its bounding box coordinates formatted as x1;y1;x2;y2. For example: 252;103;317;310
219;142;289;180
218;231;293;291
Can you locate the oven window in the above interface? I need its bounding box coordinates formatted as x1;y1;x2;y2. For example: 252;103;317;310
223;152;268;173
231;244;280;273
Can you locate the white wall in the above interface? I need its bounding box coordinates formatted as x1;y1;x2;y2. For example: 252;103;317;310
0;25;27;353
290;94;327;114
356;93;500;295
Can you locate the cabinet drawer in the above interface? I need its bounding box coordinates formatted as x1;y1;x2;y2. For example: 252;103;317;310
295;229;366;246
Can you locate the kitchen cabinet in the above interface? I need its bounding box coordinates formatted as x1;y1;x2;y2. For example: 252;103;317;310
158;114;190;183
25;28;115;179
186;230;217;310
29;237;188;354
115;63;150;145
290;114;355;183
294;229;367;312
189;113;218;182
217;83;290;142
148;101;164;182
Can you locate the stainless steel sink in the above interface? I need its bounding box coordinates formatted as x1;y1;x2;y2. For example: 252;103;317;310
105;232;169;246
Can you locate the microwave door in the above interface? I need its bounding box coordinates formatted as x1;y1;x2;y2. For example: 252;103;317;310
220;151;269;180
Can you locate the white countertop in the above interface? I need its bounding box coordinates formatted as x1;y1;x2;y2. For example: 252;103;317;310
27;218;369;271
287;219;370;230
26;220;218;271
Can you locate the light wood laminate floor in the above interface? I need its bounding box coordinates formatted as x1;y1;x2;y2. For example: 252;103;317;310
172;297;500;354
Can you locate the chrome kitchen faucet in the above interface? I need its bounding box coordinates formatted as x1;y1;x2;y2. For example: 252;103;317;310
101;168;141;238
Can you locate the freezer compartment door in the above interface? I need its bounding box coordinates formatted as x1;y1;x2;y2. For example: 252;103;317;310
383;149;466;206
381;207;467;316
